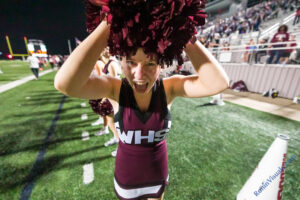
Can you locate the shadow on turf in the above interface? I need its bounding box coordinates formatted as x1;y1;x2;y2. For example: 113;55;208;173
0;112;93;129
0;97;98;158
0;125;102;157
26;93;63;99
0;147;112;191
10;105;92;119
21;98;72;106
0;91;114;192
30;90;61;94
195;103;218;107
35;79;56;82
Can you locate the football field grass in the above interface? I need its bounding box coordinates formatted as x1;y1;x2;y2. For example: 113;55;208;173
0;60;51;86
0;71;299;200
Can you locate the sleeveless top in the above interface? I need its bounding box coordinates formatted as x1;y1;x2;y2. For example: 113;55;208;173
102;60;113;74
114;78;171;146
113;78;171;199
91;59;113;77
88;60;115;116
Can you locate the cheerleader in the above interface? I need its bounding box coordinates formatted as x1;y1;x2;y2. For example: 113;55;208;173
55;0;229;199
89;48;121;156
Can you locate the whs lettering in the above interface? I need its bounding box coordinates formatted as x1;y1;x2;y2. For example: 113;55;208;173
115;121;171;144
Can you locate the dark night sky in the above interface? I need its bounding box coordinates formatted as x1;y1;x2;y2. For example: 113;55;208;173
0;0;89;55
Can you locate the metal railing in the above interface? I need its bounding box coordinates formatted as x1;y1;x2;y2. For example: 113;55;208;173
206;40;300;64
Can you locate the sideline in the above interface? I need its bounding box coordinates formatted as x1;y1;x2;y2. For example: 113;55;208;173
0;69;54;94
19;95;66;200
223;90;300;122
1;71;299;122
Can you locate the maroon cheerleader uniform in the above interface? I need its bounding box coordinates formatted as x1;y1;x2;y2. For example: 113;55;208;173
89;60;114;116
114;79;172;200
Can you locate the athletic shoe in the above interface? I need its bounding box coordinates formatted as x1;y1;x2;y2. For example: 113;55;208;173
91;118;103;126
94;127;109;136
111;149;117;157
104;137;119;147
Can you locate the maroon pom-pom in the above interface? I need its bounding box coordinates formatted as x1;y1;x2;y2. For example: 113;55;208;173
89;99;113;116
85;0;207;66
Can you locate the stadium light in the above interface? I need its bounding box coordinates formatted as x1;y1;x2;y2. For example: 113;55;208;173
6;54;13;59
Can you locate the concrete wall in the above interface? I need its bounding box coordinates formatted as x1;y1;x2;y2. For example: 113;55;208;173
222;63;300;99
178;62;300;99
161;62;300;99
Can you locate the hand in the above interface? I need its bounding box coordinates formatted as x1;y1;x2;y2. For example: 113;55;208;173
189;35;197;44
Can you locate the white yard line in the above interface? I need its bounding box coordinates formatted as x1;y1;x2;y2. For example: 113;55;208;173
82;131;90;141
81;114;88;120
83;163;94;184
0;69;53;94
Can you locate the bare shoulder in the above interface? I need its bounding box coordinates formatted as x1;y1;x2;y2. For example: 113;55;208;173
96;60;105;70
107;75;122;102
83;75;122;102
162;75;184;104
108;60;121;72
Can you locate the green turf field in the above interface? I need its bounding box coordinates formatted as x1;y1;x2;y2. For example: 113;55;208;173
0;70;299;200
0;60;51;86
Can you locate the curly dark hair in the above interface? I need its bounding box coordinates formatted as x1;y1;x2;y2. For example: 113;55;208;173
85;0;207;66
278;25;288;33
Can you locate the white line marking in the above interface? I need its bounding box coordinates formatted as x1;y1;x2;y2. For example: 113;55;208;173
83;163;94;184
82;131;90;141
0;69;53;94
80;102;86;107
26;96;31;99
81;114;88;120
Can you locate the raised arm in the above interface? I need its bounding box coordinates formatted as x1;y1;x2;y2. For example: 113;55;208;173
54;21;120;101
164;40;229;104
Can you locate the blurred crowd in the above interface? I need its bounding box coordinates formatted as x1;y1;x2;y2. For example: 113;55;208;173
241;26;298;65
37;55;68;70
200;0;298;38
193;0;300;65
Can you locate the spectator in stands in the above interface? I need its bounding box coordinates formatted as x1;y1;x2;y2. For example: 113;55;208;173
238;21;249;34
255;37;268;64
288;47;300;64
171;65;182;75
282;0;289;13
289;0;297;11
243;39;257;63
293;7;300;25
282;34;297;64
221;41;230;51
267;25;290;64
209;33;220;58
199;35;209;48
200;0;292;55
253;12;263;31
270;6;279;19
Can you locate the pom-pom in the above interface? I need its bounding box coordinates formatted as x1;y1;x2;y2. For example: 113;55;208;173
85;0;207;66
89;99;114;116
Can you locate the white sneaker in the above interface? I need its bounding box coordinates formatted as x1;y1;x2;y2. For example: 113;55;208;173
111;149;117;157
91;118;103;126
94;127;109;136
104;137;119;147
